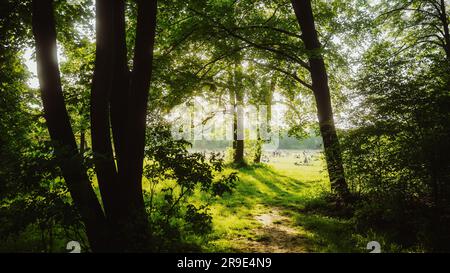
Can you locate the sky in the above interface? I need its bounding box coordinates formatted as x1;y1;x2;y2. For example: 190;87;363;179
23;48;39;89
23;44;67;90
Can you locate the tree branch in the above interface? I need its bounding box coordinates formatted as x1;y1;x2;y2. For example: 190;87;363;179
230;25;303;40
248;59;312;90
188;7;311;71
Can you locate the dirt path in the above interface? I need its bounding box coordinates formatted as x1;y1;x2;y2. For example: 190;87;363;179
231;207;312;253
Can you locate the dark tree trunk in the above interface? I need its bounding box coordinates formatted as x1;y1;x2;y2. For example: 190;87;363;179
110;0;130;165
254;142;262;163
291;0;350;200
232;64;245;165
235;102;244;164
231;102;244;164
91;0;157;251
115;0;158;251
91;0;120;233
31;0;109;252
440;0;450;63
32;0;158;252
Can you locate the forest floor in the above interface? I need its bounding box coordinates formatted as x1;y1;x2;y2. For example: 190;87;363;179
202;151;365;253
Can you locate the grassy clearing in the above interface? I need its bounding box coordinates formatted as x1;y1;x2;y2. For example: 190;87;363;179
200;151;368;253
0;150;377;253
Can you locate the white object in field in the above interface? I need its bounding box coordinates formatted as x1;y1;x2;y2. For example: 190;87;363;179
66;241;81;253
367;241;381;253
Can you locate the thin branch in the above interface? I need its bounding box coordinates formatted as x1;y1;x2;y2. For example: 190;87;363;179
193;45;250;76
222;27;310;69
429;0;443;17
162;25;198;57
403;8;441;20
230;25;303;40
188;7;311;71
263;3;282;24
248;59;312;90
376;0;415;20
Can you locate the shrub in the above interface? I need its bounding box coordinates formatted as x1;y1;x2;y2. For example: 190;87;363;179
143;122;238;252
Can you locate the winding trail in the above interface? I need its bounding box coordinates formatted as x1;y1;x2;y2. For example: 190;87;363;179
230;207;313;253
207;151;356;253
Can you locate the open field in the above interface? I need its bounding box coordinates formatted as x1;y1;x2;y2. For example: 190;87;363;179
197;150;367;253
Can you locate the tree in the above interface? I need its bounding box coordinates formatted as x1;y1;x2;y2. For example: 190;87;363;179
291;0;350;200
376;0;450;64
180;0;351;200
0;0;33;201
338;0;450;251
247;68;276;164
31;0;158;251
230;62;245;165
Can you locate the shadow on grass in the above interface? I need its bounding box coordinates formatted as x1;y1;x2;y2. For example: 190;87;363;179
294;213;359;252
238;165;309;203
206;164;361;252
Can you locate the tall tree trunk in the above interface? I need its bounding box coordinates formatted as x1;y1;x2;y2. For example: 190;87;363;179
117;0;158;251
291;0;350;200
265;76;274;142
31;0;109;252
92;0;157;251
254;77;274;163
254;104;262;163
32;0;158;252
440;0;450;63
91;0;120;235
233;64;245;165
235;103;244;164
230;87;238;154
110;1;130;164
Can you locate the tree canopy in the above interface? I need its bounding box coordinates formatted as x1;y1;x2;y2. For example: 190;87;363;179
0;0;449;253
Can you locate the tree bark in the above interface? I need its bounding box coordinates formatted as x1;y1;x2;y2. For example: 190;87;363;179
110;0;130;164
291;0;350;200
31;0;109;252
90;0;158;251
232;64;245;165
235;104;245;164
32;0;158;252
439;0;450;63
116;0;158;251
254;77;274;163
91;0;120;230
254;105;262;163
230;85;237;151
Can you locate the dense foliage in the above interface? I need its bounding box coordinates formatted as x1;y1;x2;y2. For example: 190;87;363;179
339;0;450;250
0;0;449;252
143;122;237;251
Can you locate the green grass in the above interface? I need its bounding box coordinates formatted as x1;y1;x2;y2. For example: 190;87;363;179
200;151;366;253
0;150;377;253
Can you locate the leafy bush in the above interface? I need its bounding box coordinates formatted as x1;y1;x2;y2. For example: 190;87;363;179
0;142;87;252
340;43;450;251
143;122;238;252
